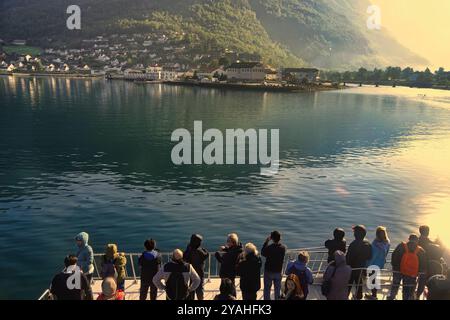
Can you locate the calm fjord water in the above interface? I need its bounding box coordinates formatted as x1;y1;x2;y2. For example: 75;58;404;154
1;76;450;299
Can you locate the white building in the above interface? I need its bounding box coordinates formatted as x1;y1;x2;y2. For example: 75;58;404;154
225;62;267;82
161;69;178;81
146;65;162;80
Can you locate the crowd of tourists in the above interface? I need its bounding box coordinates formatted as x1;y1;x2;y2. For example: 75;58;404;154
49;225;450;300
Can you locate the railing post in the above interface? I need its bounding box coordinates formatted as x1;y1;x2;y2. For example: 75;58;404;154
129;253;137;284
208;254;211;283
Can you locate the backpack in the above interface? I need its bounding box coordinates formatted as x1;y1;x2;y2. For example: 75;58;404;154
101;259;118;279
166;270;188;300
400;242;420;277
286;265;308;298
321;263;337;296
427;275;450;300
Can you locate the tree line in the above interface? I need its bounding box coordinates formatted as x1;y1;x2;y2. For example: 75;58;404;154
322;67;450;88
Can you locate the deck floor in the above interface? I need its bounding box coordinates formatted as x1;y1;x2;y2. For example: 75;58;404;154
91;276;395;300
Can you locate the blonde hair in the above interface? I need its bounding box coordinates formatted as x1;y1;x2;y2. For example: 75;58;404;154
376;226;390;243
227;233;239;246
298;251;310;263
244;243;258;256
172;249;183;261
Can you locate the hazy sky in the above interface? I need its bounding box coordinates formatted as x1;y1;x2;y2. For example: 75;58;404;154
371;0;450;70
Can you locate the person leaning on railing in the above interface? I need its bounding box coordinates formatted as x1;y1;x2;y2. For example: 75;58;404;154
388;234;426;300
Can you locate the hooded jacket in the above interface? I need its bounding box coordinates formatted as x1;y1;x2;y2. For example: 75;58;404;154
391;241;426;273
368;239;390;269
75;232;94;274
323;251;352;300
325;238;347;263
184;234;209;278
215;243;243;279
138;249;161;283
285;259;314;297
101;244;127;285
236;252;262;293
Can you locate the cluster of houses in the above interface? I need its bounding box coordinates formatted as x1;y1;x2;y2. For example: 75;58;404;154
120;62;320;84
1;36;320;84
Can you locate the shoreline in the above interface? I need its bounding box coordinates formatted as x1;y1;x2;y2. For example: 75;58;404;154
162;80;344;93
3;72;449;92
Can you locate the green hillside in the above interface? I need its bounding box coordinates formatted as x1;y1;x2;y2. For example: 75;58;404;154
0;0;428;69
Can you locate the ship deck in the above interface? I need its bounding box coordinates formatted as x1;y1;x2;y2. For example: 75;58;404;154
39;248;419;300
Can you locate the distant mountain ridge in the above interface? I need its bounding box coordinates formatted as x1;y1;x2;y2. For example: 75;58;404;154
0;0;428;69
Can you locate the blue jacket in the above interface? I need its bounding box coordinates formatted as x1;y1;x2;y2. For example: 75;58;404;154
75;232;94;274
285;260;314;285
368;240;390;269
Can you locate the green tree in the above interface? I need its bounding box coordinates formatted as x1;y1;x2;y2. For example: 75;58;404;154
356;67;368;82
401;67;414;80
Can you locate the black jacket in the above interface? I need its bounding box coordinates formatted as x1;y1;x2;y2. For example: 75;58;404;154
138;250;161;283
215;244;243;279
346;239;372;268
391;241;426;272
50;270;89;300
261;241;287;273
184;235;209;278
236;253;262;292
325;239;347;263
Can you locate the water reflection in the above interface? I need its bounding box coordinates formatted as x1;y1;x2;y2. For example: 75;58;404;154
1;77;450;298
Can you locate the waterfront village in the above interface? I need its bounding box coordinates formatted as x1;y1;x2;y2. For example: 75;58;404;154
0;35;322;88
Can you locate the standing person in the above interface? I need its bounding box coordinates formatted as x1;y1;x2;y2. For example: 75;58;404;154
346;225;372;300
184;234;209;300
50;255;90;300
322;250;352;300
285;251;314;300
365;226;390;300
325;228;347;263
100;244;127;290
214;278;237;301
215;233;243;295
388;234;426;300
153;249;200;300
281;274;305;300
261;231;287;300
97;277;125;300
237;243;262;300
138;239;161;300
75;232;94;300
417;225;444;298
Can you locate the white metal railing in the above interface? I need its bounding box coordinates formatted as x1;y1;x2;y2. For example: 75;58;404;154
39;247;427;300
